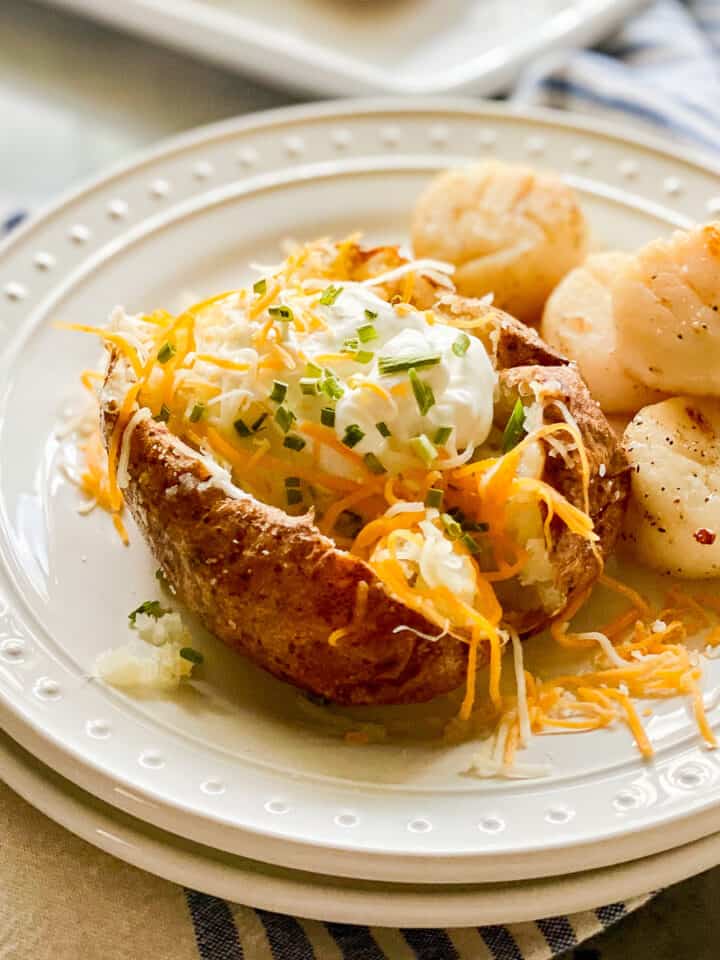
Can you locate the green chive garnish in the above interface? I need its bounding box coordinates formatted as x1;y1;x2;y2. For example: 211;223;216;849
425;488;444;509
343;337;359;352
378;354;441;376
357;323;378;343
253;278;267;296
251;412;268;432
128;600;166;626
268;304;293;322
452;333;471;357
305;360;322;378
274;406;295;433
300;377;320;396
335;510;363;539
318;285;343;306
286;488;303;506
461;532;481;554
283;434;306;451
189;401;205;423
410;434;437;466
285;476;301;488
157;341;175;364
354;349;374;365
234;418;251;437
465;520;490;533
433;425;452;445
342;424;365;448
376;421;391;438
364;309;378;321
363;452;386;474
321;370;344;400
320;407;336;427
269;380;288;403
409;367;435;416
441;513;463;540
154;403;171;423
179;647;204;665
502;399;526;454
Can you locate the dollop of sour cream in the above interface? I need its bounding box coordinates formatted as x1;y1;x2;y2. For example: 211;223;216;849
298;284;496;470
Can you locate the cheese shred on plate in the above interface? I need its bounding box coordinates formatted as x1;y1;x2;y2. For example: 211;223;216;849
61;237;717;774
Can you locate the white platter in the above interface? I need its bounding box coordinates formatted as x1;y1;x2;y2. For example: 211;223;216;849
8;726;714;928
38;0;647;97
2;101;720;885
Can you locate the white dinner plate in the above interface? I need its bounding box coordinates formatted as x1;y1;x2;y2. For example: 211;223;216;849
1;101;720;886
5;726;711;927
38;0;648;97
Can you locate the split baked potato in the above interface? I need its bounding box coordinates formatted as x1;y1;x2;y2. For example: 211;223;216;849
99;243;628;706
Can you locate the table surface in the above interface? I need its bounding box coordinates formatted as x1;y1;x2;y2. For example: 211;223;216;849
1;2;717;958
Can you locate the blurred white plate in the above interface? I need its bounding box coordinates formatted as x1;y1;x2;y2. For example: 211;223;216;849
38;0;648;97
1;101;720;886
4;727;711;927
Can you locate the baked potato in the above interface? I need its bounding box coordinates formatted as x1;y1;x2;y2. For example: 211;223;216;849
98;243;628;706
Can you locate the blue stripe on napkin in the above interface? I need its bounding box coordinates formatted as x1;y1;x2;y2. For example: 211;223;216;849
186;890;245;959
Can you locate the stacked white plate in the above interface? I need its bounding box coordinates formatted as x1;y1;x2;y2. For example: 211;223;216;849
2;101;720;926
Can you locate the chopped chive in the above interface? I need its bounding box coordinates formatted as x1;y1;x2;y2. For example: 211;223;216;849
284;476;301;488
375;421;391;438
286;488;303;506
335;510;363;539
299;377;321;396
354;349;374;365
461;532;481;554
318;284;343;306
342;424;365;448
410;433;437;466
305;360;322;378
433;425;452;445
465;520;490;533
269;380;288;403
253;278;267;296
268;304;294;322
155;403;171;423
364;309;378;321
179;647;204;665
502;399;526;454
409;367;435;416
321;370;344;400
452;332;471;357
189;401;205;423
157;341;176;364
378;354;440;376
251;411;268;432
343;337;360;352
283;434;306;451
128;600;166;626
357;323;378;343
233;418;251;437
425;488;444;509
320;407;336;427
274;406;295;433
441;513;463;540
363;452;386;474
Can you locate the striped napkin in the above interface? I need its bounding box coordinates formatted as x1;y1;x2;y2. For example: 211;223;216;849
2;1;719;957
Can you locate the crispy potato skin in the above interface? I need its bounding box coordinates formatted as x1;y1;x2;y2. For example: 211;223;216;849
111;415;470;704
102;315;628;705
